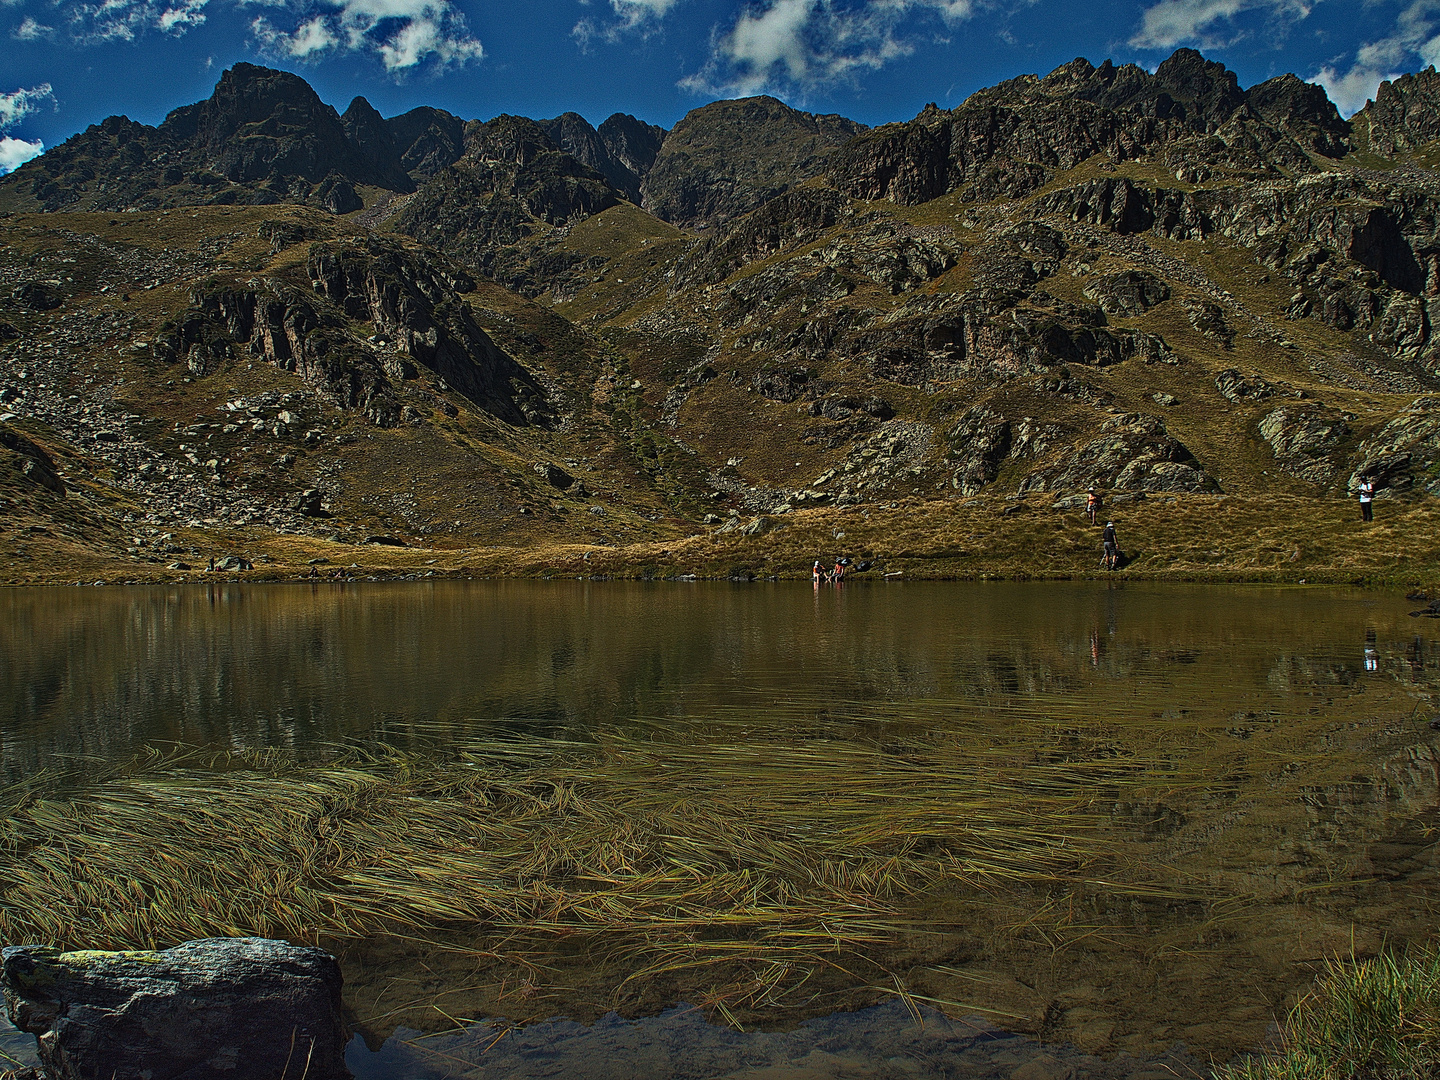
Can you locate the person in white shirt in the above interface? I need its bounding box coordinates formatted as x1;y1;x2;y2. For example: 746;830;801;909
1359;477;1375;522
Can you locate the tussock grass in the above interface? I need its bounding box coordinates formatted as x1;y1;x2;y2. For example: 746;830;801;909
0;732;1155;981
1219;949;1440;1080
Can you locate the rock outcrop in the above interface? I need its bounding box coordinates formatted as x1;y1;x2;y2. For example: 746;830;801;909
1082;270;1170;316
1354;67;1440;155
1019;413;1215;493
162;235;553;427
1;938;350;1080
1346;399;1440;495
642;96;866;229
539;111;663;204
394;115;621;287
1259;406;1351;485
0;426;65;495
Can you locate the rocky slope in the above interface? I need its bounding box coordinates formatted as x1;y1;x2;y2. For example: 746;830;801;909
4;52;1440;579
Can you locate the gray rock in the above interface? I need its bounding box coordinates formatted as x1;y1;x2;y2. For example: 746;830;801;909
1215;368;1273;404
535;462;575;490
1;937;351;1080
739;515;784;537
0;428;65;497
1082;270;1170;316
947;405;1011;495
295;488;328;516
1347;400;1440;495
1259;406;1350;484
1183;298;1234;346
1020;413;1216;494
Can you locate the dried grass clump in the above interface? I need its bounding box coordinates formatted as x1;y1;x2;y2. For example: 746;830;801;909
0;732;1147;980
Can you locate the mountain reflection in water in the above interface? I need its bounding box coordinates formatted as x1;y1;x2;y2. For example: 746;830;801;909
0;581;1430;775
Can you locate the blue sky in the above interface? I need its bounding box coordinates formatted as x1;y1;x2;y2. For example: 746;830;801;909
1;1;1437;175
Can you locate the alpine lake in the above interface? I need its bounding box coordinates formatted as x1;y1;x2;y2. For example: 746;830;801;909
2;580;1437;1079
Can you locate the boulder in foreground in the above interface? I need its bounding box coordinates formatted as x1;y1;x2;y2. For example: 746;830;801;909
1;937;350;1080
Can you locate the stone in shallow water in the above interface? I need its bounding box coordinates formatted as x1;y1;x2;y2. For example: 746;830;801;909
1;937;350;1080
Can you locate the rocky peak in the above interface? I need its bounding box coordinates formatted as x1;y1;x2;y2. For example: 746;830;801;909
341;97;415;193
164;63;330;151
641;96;867;228
1067;59;1179;116
1026;50;1249;127
385;107;467;181
540;113;608;169
157;63;406;191
1355;66;1440;154
1244;73;1349;157
464;115;558;167
599;113;666;181
540;111;645;202
1153;48;1246;126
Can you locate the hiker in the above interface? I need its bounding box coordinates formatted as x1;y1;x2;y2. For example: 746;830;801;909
1085;488;1101;525
1101;521;1119;570
207;556;215;572
1358;476;1375;522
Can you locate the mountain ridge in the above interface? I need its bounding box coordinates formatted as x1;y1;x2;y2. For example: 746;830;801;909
5;50;1440;587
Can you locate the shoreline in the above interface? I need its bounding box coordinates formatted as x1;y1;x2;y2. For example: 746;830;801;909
3;491;1439;591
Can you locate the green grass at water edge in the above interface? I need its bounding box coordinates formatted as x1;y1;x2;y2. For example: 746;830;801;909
1219;949;1440;1080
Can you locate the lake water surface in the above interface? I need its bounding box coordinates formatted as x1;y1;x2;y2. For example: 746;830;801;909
2;581;1438;1075
1;579;1432;770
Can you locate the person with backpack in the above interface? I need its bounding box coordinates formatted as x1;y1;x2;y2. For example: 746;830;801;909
1358;476;1375;522
1102;521;1119;570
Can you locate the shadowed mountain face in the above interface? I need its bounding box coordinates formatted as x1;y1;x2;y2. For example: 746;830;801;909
385;106;468;181
7;50;1440;563
539;112;666;205
641;95;868;229
1355;66;1440;154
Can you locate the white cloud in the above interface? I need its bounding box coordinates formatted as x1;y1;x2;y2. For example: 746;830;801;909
1129;0;1311;50
0;84;48;175
251;0;482;72
1313;62;1396;116
251;12;335;56
65;0;209;42
64;0;213;42
13;15;55;38
0;135;44;174
1309;0;1440;117
0;84;55;131
573;0;682;48
679;0;976;98
156;0;207;32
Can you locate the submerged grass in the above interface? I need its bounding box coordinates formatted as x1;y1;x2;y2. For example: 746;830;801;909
1218;949;1440;1080
0;731;1157;983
